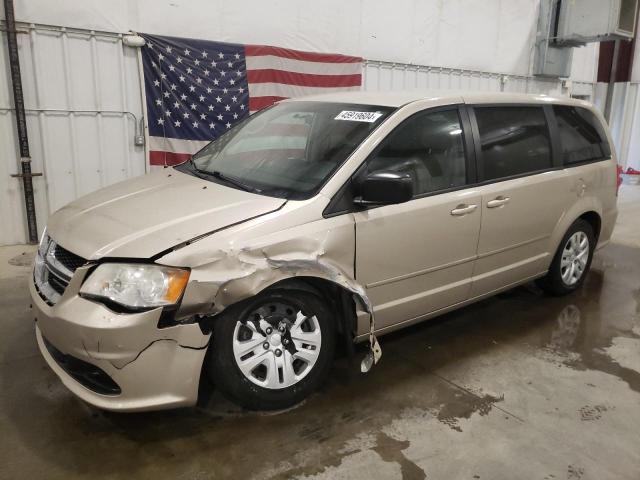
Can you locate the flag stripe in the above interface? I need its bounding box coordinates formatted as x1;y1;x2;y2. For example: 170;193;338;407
249;83;360;99
245;123;310;136
247;69;361;88
150;150;192;166
245;45;361;63
248;96;288;112
245;55;362;75
149;136;209;154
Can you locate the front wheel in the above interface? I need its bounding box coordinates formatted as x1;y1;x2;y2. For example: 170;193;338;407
537;219;595;295
207;288;336;410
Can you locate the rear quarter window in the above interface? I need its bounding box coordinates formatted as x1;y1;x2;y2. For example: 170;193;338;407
553;106;611;165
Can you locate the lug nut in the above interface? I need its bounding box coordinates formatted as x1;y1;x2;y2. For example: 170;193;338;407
283;338;289;345
266;327;273;335
275;349;282;357
263;342;269;350
278;324;286;333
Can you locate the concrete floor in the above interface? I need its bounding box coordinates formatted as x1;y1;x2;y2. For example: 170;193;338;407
1;185;639;480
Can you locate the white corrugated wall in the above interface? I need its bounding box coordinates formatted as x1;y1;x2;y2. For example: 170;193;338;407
362;60;596;99
619;83;640;170
0;24;146;246
592;82;640;171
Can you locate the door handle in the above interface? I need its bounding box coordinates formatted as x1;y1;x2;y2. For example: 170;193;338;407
487;196;510;208
450;204;478;216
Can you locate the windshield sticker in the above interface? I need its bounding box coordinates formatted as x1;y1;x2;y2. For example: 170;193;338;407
334;111;384;123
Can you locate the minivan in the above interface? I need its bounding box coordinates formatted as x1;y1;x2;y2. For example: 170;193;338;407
31;92;618;411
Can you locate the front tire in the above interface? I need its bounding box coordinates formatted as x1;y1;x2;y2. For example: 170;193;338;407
537;219;595;296
208;288;336;410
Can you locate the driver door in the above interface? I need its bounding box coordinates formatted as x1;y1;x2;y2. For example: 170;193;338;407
354;107;481;331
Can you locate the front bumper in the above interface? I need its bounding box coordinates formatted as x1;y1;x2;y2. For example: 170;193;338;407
30;269;211;412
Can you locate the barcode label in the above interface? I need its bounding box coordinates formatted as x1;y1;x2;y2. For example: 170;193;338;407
334;111;384;123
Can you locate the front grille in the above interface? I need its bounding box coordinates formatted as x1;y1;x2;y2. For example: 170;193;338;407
43;336;121;396
47;273;67;295
53;243;87;272
34;236;87;305
54;244;87;272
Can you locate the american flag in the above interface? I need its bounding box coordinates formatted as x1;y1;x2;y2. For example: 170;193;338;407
139;33;363;166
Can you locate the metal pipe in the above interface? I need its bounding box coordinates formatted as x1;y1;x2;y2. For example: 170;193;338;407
0;20;123;39
364;58;596;87
0;108;143;140
3;0;39;243
604;40;620;123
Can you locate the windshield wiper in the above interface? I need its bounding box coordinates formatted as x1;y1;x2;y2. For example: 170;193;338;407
187;159;260;193
210;170;260;193
184;159;211;181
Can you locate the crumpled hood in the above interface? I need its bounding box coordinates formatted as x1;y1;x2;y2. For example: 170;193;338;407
46;169;286;260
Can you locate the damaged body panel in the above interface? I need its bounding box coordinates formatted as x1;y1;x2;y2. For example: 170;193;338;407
45;169;286;260
158;199;382;371
31;268;210;410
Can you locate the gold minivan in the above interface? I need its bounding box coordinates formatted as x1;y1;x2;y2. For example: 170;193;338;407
31;92;618;411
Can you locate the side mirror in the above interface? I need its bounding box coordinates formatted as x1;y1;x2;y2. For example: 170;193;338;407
354;170;414;206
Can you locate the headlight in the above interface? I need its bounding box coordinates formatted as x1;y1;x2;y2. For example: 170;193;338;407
80;263;190;309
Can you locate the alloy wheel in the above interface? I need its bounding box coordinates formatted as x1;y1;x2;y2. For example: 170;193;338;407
232;301;322;389
560;231;590;286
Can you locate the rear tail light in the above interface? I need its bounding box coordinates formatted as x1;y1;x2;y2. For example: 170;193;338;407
616;164;623;196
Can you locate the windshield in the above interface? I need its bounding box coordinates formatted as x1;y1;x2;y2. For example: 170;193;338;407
177;101;394;199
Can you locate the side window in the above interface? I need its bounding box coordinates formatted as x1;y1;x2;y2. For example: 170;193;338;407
365;109;467;195
553;106;611;165
475;106;552;181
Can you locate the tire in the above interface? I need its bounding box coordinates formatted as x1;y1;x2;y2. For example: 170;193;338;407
537;219;595;296
207;288;336;410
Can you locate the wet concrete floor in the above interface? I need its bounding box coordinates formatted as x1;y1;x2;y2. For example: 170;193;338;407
1;240;639;479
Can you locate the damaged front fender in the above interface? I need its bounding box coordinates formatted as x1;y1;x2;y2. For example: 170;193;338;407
160;211;382;371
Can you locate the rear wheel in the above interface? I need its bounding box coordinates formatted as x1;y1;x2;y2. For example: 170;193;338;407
208;288;336;410
537;219;595;295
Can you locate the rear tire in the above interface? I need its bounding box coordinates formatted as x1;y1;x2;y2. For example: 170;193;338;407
208;288;336;410
537;219;595;296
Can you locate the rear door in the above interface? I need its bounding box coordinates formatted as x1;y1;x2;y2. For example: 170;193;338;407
468;105;570;297
353;106;482;331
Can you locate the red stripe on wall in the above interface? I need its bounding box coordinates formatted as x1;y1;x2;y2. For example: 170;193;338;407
248;96;288;111
247;69;362;87
149;150;191;166
245;45;362;63
597;40;635;83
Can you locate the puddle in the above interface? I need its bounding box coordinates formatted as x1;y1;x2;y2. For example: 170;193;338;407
436;391;503;432
8;250;35;267
372;432;427;480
